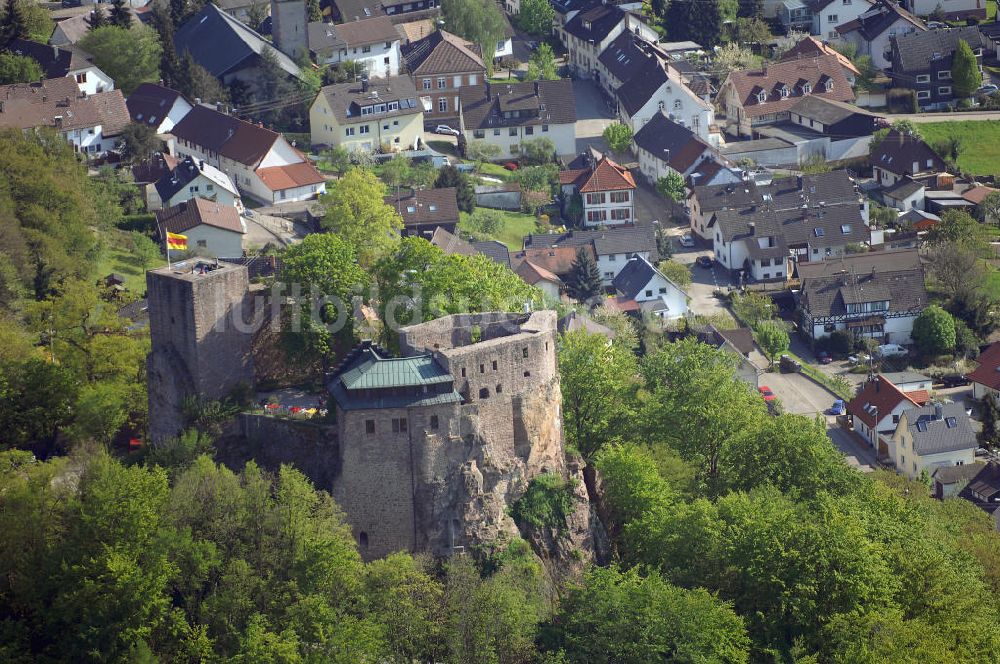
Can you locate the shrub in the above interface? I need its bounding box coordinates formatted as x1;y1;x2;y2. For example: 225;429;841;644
510;473;578;530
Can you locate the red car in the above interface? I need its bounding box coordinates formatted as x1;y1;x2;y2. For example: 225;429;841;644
503;161;519;171
758;385;776;402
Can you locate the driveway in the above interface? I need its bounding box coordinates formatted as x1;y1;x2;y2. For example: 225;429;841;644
763;371;838;417
571;79;616;152
827;425;879;471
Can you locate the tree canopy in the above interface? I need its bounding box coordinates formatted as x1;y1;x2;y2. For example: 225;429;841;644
951;39;980;98
0;52;42;84
320;168;403;268
79;24;162;95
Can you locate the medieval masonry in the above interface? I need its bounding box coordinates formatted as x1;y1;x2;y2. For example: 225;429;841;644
146;262;594;563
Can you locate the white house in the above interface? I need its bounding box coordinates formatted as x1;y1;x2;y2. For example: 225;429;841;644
458;80;577;160
890;402;977;480
900;0;984;20
615;53;715;142
847;375;925;446
307;17;402;77
559;152;637;227
152;156;241;211
171;105;326;205
126;83;194;135
310;76;424;152
514;260;563;300
155;197;247;258
612;255;688;320
0;78;129;158
836;0;925;70
809;0;874;41
632;112;740;188
522;224;660;286
562;4;644;79
9;39;115;96
797;249;928;345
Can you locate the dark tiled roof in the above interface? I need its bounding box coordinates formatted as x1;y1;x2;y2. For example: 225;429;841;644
612;255;666;299
788;95;877;126
7;39;73;78
171;105;279;167
968;341;1000;392
714;203;868;249
723;55;855;118
133;153;180;184
308;16;398;52
523;224;659;261
402;29;484;76
598;32;654;84
799;253;927;319
633;112;712;174
429;226;476;255
333;0;386;20
562;4;624;44
155;197;246;235
511;245;588;276
961;462;1000;503
766;170;860;210
883;177;925;201
459;79;576;129
174;3;300;80
385;187;460;227
891;25;984;73
615;55;669;117
932;461;984;485
0;78;128;135
127;83;189;128
693;180;761;213
471;240;511;268
715;326;756;355
848;375;921;428
154;156;203;202
317;76;421;124
837;0;925;40
796;248;921;278
871;129;946;177
558;310;616;338
902;402;976;456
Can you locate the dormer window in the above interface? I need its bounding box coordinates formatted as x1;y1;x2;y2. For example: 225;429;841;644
825;80;834;92
757;91;766;103
780;86;790;98
406;205;416;213
803;83;811;94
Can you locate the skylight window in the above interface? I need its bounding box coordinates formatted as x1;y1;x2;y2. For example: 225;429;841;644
945;417;957;428
916;420;928;432
841;224;851;234
406;205;416;213
814;227;825;237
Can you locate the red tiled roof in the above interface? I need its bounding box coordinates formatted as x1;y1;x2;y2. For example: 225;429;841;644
511;245;589;276
255;162;325;192
906;389;931;405
603;294;640;312
847;375;921;428
969;342;1000;392
515;259;562;286
560;156;636;193
722;55;855;119
777;36;861;76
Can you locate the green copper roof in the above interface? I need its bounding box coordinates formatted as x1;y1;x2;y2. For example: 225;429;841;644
339;350;453;390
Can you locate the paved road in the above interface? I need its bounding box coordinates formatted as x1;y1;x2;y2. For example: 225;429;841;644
884;112;1000;122
827;425;879;471
763;371;838;417
571;79;616;153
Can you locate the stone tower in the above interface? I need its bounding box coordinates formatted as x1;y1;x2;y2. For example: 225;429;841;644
271;0;308;62
146;260;256;442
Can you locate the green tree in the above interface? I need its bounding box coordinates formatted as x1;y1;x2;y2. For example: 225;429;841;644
953;317;979;359
979;190;1000;225
656;171;686;202
712;42;755;80
463;207;505;238
517;0;555;35
120;122;160;163
657;259;691;290
246;0;267;30
80;25;162;94
0;52;42;84
440;0;506;74
593;445;674;547
150;3;184;89
951;39;980;99
730;291;776;328
912;304;957;356
365;554;446;663
550;566;751;664
307;0;321;20
0;358;78;453
109;0;132;28
737;0;763;17
735;16;771;46
380;154;412;191
564;247;603;302
255;46;296;125
526;42;558;81
666;0;723;47
465;139;501;168
521;137;556;165
602;123;633;160
559;330;638;461
131;231;162;272
320;168;402;267
4;0;52;41
754;319;789;366
981;393;1000;448
181;51;230;104
434;164;475;213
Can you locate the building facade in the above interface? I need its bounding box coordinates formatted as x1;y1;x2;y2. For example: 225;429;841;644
310;76;424;151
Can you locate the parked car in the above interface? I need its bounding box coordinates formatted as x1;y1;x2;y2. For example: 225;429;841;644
876;344;908;357
978;84;999;96
939;374;971;388
758;385;776;402
696;255;713;268
678;234;695;248
779;354;801;373
434;125;460;136
829;399;846;416
816;350;833;364
926;20;947;28
503;161;519;171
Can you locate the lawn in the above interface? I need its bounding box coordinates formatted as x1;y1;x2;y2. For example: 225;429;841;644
919;120;1000;176
459;210;539;250
983;268;1000;300
476;162;513;180
94;229;157;294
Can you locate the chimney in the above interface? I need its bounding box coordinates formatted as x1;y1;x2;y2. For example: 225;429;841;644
54;115;63;129
875;377;880;392
362;74;369;93
934;403;943;420
199;159;205;170
52;44;59;60
195;97;201;105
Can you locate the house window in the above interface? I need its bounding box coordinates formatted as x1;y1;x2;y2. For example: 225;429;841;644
437;77;446;89
585;192;606;205
360;125;370;134
938;86;952;95
469;74;478;85
365;419;375;434
423;78;431;90
917;90;931;100
525;126;534;136
674;99;682;109
509;128;517;136
197;239;207;247
542;125;549;132
916;74;930;83
827;13;837;21
75;72;87;83
610;208;630;220
938;71;952;79
391;418;408;433
430;415;439;429
608;254;616;261
644;289;653;297
586;210;607;222
453;75;462;87
610;191;629;203
362;45;371;53
658;287;667;294
438;98;447;112
824;80;833;91
493;128;501;136
474;130;485;138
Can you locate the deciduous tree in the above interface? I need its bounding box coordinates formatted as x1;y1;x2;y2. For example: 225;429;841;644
440;0;506;74
754;319;789;366
517;0;555;35
320;168;403;267
912;304;957;356
657;259;691;289
434;164;475;212
80;25;162;94
602;123;633;159
0;52;41;84
656;171;685;202
951;39;980;99
526;42;558;81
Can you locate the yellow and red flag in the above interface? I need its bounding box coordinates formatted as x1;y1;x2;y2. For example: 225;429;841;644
166;232;188;251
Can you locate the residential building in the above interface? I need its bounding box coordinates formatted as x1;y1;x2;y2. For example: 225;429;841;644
522;223;660;285
689;181;761;241
847;374;924;446
701;324;767;387
889;402;977;480
514;261;564;300
310;76;423;152
0;78;129;158
174;4;303;96
881;178;925;212
214;0;262;23
889;26;985;109
968;341;1000;400
780;95;883;162
836;0;926;70
510;245;590;282
495;15;515;62
172;104;326;204
611;255;688;320
50;8;111;46
632;112;741;188
126;83;194;135
385;186;459;237
779;0;816;32
881;370;932;393
558;310;617;340
307;16;402;76
932;462;984;499
155;197;247;257
402;29;485;125
561;5;654;79
152;156;241;211
957;463;1000;529
807;0;874;41
797;249;928;344
777;36;862;84
559;152;636;227
7;39;114;95
717;55;855;137
474;182;521;210
429;227;512;267
331;0;439;23
900;0;985;20
458;79;577;160
871;129;947;188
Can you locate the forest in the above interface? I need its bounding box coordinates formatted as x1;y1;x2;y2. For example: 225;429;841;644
2;131;1000;662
